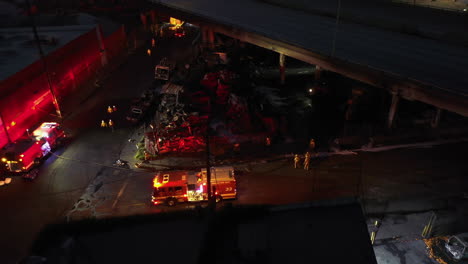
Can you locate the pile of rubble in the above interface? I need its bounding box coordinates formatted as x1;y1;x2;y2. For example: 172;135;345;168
145;82;209;155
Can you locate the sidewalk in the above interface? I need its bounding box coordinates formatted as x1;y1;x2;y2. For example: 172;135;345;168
122;127;468;173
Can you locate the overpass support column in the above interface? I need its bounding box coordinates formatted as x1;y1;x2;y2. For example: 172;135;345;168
387;92;399;129
314;65;322;81
150;10;157;24
431;108;442;128
207;28;215;49
200;26;214;49
279;53;286;85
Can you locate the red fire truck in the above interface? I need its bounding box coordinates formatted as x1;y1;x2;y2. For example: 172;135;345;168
1;122;65;173
151;166;236;206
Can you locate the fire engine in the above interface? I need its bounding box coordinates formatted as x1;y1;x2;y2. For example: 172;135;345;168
151;166;236;206
0;122;65;173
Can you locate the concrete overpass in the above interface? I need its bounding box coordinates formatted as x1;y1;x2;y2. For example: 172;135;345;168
147;0;468;126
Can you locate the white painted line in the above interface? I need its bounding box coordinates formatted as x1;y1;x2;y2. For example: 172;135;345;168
112;180;129;209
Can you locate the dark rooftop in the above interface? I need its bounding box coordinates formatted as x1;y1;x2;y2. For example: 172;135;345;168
26;199;377;264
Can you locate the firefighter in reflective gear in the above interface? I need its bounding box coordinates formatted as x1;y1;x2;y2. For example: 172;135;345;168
109;119;114;132
147;49;151;56
151;38;156;47
144;150;150;162
233;143;240;157
101;120;107;127
107;106;113;114
304;152;311;170
265;137;271;147
113;105;117;112
294;154;300;169
309;139;316;152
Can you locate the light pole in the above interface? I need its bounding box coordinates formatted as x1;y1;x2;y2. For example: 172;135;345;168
25;0;63;119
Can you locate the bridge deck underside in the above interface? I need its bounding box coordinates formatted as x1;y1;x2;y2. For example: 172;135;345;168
152;0;468;116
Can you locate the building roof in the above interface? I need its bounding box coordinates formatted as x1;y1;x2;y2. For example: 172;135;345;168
0;4;120;81
26;199;377;264
0;25;95;81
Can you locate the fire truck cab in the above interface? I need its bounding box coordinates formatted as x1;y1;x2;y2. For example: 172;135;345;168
0;122;65;173
1;139;48;173
151;166;236;206
32;122;65;148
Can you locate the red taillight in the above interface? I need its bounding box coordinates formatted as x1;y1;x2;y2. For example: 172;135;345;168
215;192;218;195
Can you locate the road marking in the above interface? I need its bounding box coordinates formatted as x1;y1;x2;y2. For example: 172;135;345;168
127;203;147;207
112;180;129;209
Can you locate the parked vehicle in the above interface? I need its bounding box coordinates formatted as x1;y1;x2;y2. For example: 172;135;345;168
174;26;185;38
32;122;66;148
445;233;468;261
151;166;236;206
126;108;144;123
0;122;66;179
155;57;175;81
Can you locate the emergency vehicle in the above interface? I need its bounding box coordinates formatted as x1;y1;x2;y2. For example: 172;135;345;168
0;122;65;173
155;57;175;81
151;166;236;206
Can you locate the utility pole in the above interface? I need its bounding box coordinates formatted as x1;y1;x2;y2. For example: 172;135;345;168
205;110;213;204
331;0;341;57
25;0;63;119
0;112;12;144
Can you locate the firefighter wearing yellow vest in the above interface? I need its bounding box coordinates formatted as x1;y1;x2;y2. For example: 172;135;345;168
107;106;113;114
294;154;300;169
309;139;316;152
109;119;114;132
101;120;107;128
304;151;311;170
